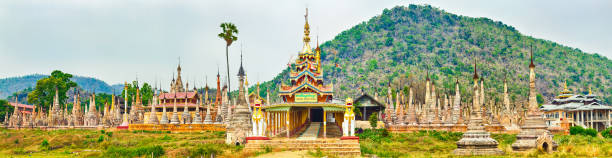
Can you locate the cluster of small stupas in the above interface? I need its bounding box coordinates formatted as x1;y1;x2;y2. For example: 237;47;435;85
381;61;527;134
4;88;112;129
374;47;556;155
2;63;248;131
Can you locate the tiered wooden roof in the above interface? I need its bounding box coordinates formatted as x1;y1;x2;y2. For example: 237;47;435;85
278;9;333;103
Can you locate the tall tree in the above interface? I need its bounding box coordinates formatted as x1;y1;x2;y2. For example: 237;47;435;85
120;81;153;106
27;70;77;111
218;22;238;97
0;99;14;122
141;83;153;106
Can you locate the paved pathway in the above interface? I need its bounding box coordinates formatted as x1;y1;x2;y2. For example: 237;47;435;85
296;122;321;140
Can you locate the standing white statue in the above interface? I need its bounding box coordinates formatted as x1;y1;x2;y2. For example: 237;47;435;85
246;99;269;141
251;99;266;137
341;98;357;139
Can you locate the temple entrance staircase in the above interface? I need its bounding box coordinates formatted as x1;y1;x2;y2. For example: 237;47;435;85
245;122;360;156
297;122;320;140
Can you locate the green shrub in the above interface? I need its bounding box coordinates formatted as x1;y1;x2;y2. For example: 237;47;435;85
106;132;113;137
492;134;516;145
14;139;19;144
98;135;105;142
427;130;463;141
584;128;598;137
40;139;49;151
190;144;223;158
570;126;585;135
602;127;612;138
100;130;105;134
356;128;390;142
369;113;378;129
570;126;597;137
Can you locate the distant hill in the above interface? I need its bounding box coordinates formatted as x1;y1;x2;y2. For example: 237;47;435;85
0;74;124;99
252;5;612;104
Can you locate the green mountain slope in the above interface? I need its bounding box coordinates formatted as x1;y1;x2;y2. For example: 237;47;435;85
253;5;612;104
0;74;124;100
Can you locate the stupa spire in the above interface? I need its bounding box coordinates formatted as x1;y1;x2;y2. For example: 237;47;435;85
303;8;310;43
529;45;535;68
473;57;479;80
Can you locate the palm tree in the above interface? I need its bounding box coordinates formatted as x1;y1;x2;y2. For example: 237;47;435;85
218;22;238;97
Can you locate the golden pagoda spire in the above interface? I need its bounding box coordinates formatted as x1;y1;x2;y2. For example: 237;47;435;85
589;86;592;95
245;75;249;87
563;80;568;91
303;8;310;43
300;8;313;55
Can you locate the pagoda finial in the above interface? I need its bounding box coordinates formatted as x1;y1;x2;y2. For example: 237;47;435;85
237;47;246;77
529;45;535;68
426;68;430;81
303;7;310;43
135;74;139;88
564;80;568;91
178;56;181;70
473;57;479;80
305;8;308;21
589;86;592;95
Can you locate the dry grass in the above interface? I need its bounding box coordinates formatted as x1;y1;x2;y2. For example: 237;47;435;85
0;128;241;158
4;128;612;157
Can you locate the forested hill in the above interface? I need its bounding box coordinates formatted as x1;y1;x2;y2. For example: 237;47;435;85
251;5;612;104
0;74;124;100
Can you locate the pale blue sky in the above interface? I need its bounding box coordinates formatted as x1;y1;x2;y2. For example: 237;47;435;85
0;0;610;90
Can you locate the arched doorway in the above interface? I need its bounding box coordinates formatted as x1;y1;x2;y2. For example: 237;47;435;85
542;142;549;152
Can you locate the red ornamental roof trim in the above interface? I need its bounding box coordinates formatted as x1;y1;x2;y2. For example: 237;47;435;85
10;102;36;109
290;69;323;80
158;92;198;99
154;103;203;108
279;82;333;94
295;59;317;66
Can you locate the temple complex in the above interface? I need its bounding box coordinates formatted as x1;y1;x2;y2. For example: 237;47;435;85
541;84;612;131
6;7;611;157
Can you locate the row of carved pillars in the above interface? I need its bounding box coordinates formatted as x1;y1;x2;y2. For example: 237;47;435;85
264;109;308;138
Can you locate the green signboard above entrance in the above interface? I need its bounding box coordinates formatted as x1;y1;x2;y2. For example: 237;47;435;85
295;92;317;103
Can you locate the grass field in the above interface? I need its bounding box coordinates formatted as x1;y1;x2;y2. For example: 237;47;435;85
358;129;612;157
0;128;245;158
2;128;612;157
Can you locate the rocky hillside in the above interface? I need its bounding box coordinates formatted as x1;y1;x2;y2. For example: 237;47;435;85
252;5;612;104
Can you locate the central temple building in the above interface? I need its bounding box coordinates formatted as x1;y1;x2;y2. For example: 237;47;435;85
262;10;345;138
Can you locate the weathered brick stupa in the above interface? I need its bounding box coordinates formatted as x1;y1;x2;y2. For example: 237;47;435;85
512;47;557;152
453;59;504;156
226;54;252;145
